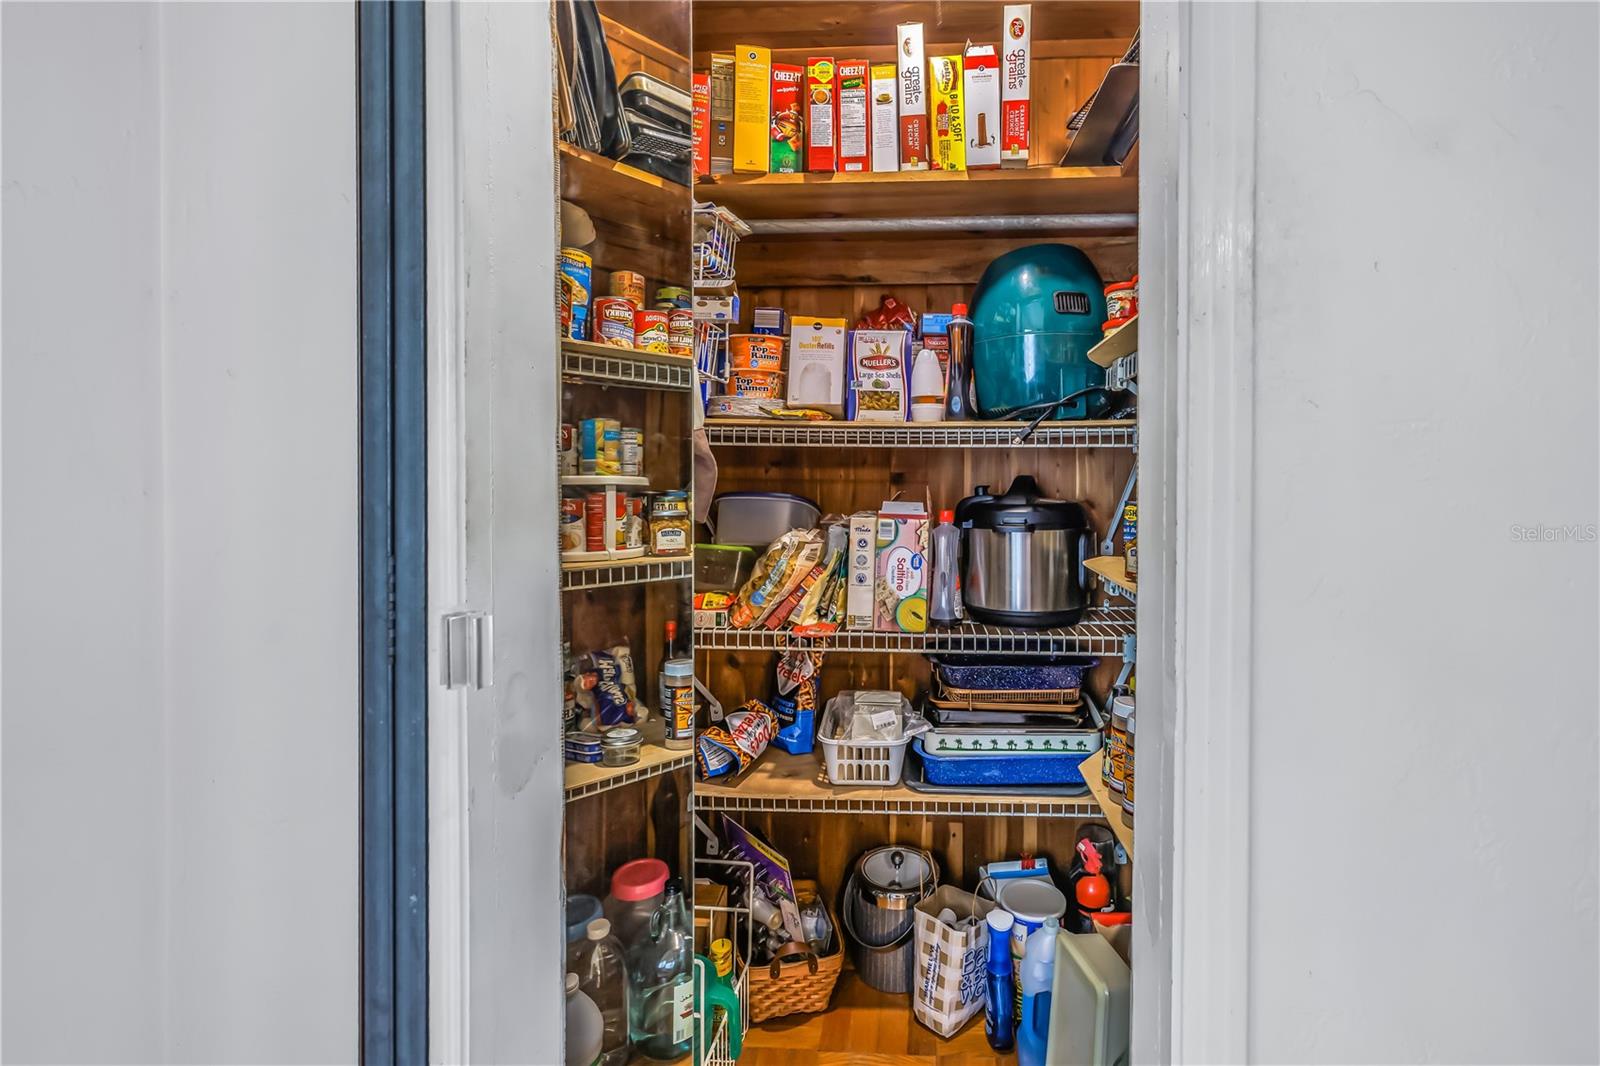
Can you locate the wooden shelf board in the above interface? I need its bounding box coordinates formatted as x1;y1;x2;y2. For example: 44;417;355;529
1084;555;1138;595
1079;750;1133;859
597;11;688;72
564;719;692;800
699;165;1136;224
560;142;690;250
1088;314;1137;367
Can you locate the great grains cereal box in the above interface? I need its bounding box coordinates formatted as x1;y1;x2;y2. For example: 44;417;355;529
805;57;837;172
895;22;929;171
930;55;965;171
1001;5;1031;166
837;60;870;173
770;63;804;173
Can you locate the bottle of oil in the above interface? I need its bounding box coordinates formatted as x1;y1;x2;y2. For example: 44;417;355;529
944;303;975;420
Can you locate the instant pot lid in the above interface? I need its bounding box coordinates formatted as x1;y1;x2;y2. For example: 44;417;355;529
955;474;1089;532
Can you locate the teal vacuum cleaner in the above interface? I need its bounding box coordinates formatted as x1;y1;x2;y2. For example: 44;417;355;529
970;243;1112;422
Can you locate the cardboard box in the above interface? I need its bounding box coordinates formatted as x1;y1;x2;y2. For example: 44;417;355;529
846;512;877;630
869;63;899;173
787;316;847;413
805;57;837;172
770;62;804;174
930;55;965;171
710;53;735;174
895;22;929;171
733;45;771;173
693;880;730;956
837;60;870;173
847;329;910;421
1001;5;1031;166
692;72;710;177
962;44;1001;169
875;501;929;632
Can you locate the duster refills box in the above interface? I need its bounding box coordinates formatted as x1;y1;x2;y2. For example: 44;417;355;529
734;45;772;173
875;501;929;633
847;512;877;630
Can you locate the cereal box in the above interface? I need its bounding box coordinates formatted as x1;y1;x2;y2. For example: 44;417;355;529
962;44;1001;169
1001;5;1031;166
875;501;929;633
930;55;965;171
770;63;804;174
895;22;929;171
837;60;870;173
710;53;735;174
870;63;899;173
847;329;910;421
733;45;771;173
805;57;837;172
692;72;710;176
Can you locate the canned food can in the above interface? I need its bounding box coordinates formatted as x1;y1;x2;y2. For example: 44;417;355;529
667;309;694;356
578;418;604;474
655;285;691;310
619;427;644;477
559;247;592;312
634;309;669;353
592;297;636;349
559;494;585;553
608;270;647;308
624;495;646;549
583;491;609;552
566;306;589;341
559;423;577;476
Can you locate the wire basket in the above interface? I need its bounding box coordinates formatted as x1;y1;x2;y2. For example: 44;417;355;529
694;858;754;1066
692;202;750;290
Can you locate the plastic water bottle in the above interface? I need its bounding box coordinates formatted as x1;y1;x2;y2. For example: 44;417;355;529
1017;917;1060;1066
984;909;1016;1051
695;938;743;1065
929;510;963;627
565;972;604;1066
573;919;630;1066
628;881;695;1060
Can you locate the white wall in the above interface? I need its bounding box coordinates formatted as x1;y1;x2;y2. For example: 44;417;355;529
1248;3;1597;1062
3;3;359;1062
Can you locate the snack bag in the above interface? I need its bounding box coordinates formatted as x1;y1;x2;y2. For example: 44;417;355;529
695;699;779;779
773;649;823;755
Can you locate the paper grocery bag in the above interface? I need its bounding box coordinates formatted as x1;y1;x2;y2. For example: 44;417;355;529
912;885;997;1038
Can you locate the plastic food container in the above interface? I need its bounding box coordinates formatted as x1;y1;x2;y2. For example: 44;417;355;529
695;543;756;592
604;858;669;948
727;333;785;370
912;737;1093;787
727;368;784;397
707;492;821;548
601;726;642;767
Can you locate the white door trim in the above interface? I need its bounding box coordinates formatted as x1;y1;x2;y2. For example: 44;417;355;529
1134;3;1259;1062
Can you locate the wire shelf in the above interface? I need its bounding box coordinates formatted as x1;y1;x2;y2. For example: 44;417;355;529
702;419;1137;449
560;339;694;392
563;746;692;803
560;556;692;591
695;609;1136;657
691;789;1102;820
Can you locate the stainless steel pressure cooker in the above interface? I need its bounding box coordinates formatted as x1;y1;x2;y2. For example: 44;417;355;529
954;474;1091;627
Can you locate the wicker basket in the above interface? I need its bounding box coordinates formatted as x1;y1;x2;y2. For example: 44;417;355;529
746;879;843;1023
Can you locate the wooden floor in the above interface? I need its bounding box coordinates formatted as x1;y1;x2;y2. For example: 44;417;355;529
739;972;1017;1066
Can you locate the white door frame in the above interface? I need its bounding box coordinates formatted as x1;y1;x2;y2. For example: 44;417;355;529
1134;2;1258;1062
421;2;1264;1062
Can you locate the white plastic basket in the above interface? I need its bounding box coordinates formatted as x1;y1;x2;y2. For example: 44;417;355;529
817;694;929;787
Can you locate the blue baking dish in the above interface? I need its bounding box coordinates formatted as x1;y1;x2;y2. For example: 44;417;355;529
931;657;1098;692
912;737;1096;788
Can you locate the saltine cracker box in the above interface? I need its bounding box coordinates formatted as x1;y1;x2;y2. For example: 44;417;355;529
869;63;899;173
913;886;998;1038
1001;5;1031;166
733;44;771;173
962;44;1001;169
895;22;929;170
875;500;928;633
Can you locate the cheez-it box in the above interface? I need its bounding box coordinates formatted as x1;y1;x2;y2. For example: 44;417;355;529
837;60;870;173
895;22;929;171
1001;5;1031;166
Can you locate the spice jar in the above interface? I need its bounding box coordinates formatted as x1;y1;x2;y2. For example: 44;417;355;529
600;726;642;767
649;491;691;557
1106;692;1132;793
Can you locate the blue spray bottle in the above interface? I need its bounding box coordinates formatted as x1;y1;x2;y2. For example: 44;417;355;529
1017;916;1061;1066
984;908;1016;1051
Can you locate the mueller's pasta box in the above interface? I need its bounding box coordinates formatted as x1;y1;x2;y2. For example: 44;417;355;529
895;22;929;171
847;329;910;422
787;316;848;414
805;57;837;172
837;60;870;172
874;501;929;633
733;45;771;173
770;63;804;174
870;63;899;173
1001;5;1031;166
963;44;1001;169
930;55;965;171
692;72;711;176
